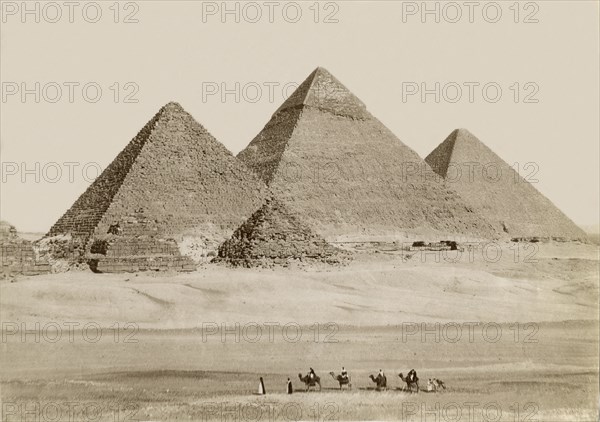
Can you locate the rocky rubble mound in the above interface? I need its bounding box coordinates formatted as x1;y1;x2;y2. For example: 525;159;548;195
87;212;196;273
35;234;88;273
87;236;195;273
215;199;350;268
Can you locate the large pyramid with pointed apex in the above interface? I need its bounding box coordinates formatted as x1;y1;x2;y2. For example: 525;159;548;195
215;198;348;267
425;129;586;240
47;102;268;270
238;67;498;241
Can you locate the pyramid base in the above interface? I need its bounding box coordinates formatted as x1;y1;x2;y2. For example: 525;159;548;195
87;235;196;273
509;236;588;244
213;254;351;269
88;256;196;273
1;263;52;277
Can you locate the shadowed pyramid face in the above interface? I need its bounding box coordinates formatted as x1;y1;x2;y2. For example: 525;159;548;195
425;129;585;239
238;67;498;241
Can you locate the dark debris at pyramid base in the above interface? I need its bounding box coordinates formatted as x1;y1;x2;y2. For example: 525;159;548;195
213;253;351;269
214;199;351;268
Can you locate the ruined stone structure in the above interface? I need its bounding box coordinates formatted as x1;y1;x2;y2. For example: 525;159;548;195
1;222;50;276
238;67;498;241
86;211;197;273
215;198;348;267
425;129;587;241
46;102;268;272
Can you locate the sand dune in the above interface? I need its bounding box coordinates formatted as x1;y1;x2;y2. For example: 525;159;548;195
2;242;597;329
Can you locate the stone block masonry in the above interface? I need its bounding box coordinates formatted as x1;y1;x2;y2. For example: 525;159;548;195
1;222;50;276
215;198;350;268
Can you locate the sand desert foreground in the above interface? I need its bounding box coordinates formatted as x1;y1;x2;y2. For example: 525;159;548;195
2;242;598;327
1;241;598;421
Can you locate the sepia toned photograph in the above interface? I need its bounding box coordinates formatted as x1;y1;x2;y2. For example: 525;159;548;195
1;1;598;421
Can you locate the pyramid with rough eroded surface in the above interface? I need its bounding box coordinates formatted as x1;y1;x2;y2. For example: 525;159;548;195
238;67;498;241
47;102;268;271
425;128;586;240
215;198;348;267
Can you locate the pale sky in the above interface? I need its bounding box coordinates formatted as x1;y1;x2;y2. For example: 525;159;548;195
1;1;598;233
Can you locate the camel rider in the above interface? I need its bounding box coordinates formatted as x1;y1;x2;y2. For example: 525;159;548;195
378;369;384;378
309;367;316;381
341;367;348;380
408;369;417;383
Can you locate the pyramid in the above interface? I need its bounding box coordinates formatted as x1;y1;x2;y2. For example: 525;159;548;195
215;198;348;267
238;67;498;241
47;102;268;270
425;129;586;240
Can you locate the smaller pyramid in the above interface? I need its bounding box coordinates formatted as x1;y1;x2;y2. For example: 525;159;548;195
215;198;349;267
425;129;587;240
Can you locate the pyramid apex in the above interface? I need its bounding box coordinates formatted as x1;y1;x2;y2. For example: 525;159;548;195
160;101;185;113
449;129;485;149
275;67;368;118
454;128;475;138
312;66;332;75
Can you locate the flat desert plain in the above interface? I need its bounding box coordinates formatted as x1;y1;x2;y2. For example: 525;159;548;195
1;241;598;421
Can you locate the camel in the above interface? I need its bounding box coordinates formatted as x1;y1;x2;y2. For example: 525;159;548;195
298;373;321;391
369;374;387;391
329;372;351;390
398;369;419;393
427;378;446;392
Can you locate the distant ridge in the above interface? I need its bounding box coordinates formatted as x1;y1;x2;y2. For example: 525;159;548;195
425;128;586;240
238;67;498;241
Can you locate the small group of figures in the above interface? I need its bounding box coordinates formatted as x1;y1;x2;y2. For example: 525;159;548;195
295;367;446;393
